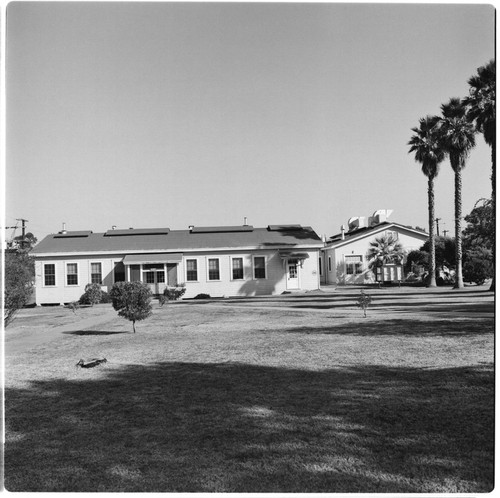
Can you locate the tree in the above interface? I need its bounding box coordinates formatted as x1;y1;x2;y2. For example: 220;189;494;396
436;98;476;288
463;60;495;291
4;251;35;327
408;115;445;287
366;235;405;273
109;281;153;333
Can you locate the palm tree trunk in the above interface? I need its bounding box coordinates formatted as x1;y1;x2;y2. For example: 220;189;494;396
490;141;495;292
427;177;437;287
454;169;464;289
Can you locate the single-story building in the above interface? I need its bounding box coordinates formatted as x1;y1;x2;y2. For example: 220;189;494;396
321;210;429;285
31;224;324;304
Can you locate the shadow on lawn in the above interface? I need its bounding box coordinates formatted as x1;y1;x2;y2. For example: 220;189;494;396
271;318;493;337
5;362;493;493
63;330;128;336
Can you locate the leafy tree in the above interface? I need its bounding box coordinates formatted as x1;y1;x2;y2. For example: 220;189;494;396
79;283;103;306
4;251;35;327
436;98;476;288
421;236;456;270
109;281;153;333
464;60;495;291
10;232;37;251
463;198;493;251
463;247;493;285
408;115;445;287
366;235;405;274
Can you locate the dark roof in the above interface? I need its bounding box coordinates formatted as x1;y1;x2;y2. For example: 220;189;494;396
32;225;323;255
327;222;428;246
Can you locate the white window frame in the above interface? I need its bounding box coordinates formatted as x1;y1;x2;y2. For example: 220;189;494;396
252;255;267;280
328;256;332;273
185;258;199;282
43;263;56;287
206;257;221;281
66;262;79;286
230;256;245;281
90;261;103;285
345;255;363;275
386;230;398;240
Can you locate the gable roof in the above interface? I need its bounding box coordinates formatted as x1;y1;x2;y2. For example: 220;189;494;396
31;225;323;257
325;222;428;249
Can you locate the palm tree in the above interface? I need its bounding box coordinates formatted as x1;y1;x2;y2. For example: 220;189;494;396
366;234;405;281
437;98;476;289
408;115;445;287
463;60;495;291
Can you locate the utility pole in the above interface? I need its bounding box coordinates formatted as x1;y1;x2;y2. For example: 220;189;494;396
435;218;441;237
16;218;28;250
443;229;449;238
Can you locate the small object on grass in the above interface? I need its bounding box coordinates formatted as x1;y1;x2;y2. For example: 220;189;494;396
76;357;107;369
68;301;80;314
356;290;372;318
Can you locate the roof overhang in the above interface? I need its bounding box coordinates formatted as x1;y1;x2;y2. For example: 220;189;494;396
279;250;310;260
122;253;183;265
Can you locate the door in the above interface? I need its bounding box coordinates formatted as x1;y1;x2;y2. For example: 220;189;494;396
286;259;300;289
145;269;166;295
167;263;178;286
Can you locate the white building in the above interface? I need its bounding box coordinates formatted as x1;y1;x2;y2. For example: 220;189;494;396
320;210;429;285
31;224;324;304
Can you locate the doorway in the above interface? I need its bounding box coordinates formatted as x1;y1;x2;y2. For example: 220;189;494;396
286;259;300;289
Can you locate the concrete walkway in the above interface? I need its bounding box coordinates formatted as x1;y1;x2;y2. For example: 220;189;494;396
5;307;117;357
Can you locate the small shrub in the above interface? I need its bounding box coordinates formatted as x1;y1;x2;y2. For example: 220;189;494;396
194;293;210;300
163;284;187;301
100;291;112;304
463;252;493;285
67;301;80;314
79;283;102;306
158;295;167;307
356;290;372;318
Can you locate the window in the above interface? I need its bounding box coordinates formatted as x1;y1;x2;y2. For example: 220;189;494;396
44;264;56;286
319;257;323;276
253;256;266;279
232;258;244;280
328;256;332;272
386;231;398;241
345;255;363;275
145;271;155;284
208;258;220;280
66;263;78;285
157;271;165;283
91;262;102;284
186;259;198;281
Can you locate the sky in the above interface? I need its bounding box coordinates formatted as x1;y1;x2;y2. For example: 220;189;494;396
5;2;495;244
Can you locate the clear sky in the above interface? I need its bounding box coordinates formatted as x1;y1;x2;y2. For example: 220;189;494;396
5;2;495;243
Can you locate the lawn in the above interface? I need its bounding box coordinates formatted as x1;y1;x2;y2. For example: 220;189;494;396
4;285;494;492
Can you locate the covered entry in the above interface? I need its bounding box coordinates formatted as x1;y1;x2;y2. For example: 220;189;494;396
279;251;309;290
123;253;182;294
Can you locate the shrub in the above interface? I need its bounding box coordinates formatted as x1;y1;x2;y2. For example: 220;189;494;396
163;284;187;301
109;281;153;333
79;283;102;306
194;293;210;300
463;249;493;285
100;291;112;304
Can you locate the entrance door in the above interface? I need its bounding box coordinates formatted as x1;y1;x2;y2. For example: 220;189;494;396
167;263;178;286
286;259;300;289
144;268;166;295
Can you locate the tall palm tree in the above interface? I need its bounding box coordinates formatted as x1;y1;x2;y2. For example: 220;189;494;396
408;115;445;287
463;59;495;291
437;98;476;289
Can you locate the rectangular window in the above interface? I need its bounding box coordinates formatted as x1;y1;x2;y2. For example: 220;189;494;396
66;263;78;285
145;271;155;284
157;271;165;283
186;259;198;281
345;256;363;275
319;257;323;276
91;262;102;284
232;258;244;280
328;256;332;272
253;256;266;279
44;264;56;286
208;258;220;280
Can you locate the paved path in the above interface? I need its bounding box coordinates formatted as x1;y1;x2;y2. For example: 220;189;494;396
5;308;116;357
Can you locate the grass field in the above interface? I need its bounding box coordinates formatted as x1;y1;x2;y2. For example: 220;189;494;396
4;285;494;492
